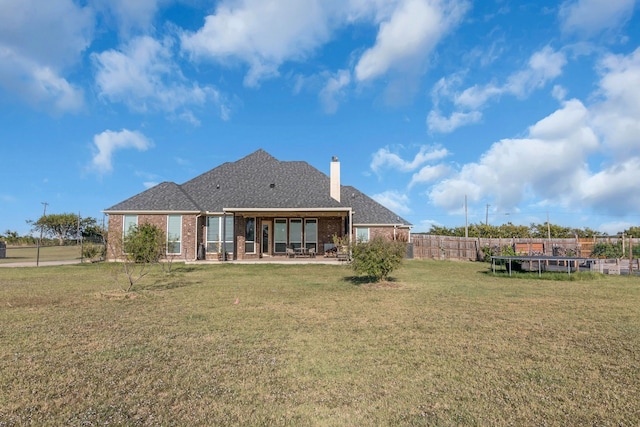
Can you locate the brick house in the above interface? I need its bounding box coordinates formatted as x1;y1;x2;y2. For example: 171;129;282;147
104;149;412;261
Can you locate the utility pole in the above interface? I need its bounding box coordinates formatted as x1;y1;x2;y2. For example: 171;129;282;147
36;202;48;267
78;211;83;263
485;204;490;226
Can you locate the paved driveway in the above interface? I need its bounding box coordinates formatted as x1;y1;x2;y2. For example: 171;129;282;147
0;259;84;268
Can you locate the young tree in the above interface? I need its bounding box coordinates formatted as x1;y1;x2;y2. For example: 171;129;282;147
351;236;406;282
108;223;166;292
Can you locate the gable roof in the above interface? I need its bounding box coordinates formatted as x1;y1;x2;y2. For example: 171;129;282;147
181;149;343;210
105;149;411;226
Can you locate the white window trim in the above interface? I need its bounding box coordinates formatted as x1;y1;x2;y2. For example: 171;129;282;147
167;215;182;255
245;217;256;254
206;215;235;254
123;215;138;238
274;218;288;253
304;218;318;250
355;227;370;243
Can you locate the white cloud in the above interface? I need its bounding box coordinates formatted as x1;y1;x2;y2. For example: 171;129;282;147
319;69;351;114
90;129;153;174
559;0;636;36
0;0;92;112
180;0;335;87
409;164;451;188
180;0;467;92
427;46;640;219
0;51;85;113
428;46;567;133
580;158;640;215
93;36;228;121
91;0;164;35
355;0;467;82
454;84;502;110
505;46;567;97
371;145;449;173
591;47;640;158
428;99;598;211
598;220;636;236
427;109;482;133
371;190;411;215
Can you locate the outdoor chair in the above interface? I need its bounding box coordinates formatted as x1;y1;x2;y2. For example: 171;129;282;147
285;247;295;258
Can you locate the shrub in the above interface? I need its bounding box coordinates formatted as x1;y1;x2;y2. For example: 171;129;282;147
481;244;516;262
106;223;166;292
591;242;623;259
124;223;166;264
82;243;105;260
351;237;406;282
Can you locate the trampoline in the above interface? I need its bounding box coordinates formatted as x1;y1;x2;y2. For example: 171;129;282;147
490;255;600;277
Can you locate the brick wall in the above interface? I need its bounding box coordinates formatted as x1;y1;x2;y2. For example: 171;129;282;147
318;216;344;250
107;213;198;261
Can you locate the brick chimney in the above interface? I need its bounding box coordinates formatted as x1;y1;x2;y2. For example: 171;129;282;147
330;156;340;202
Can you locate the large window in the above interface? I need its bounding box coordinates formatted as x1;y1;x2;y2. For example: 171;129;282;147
355;227;370;243
123;215;137;237
245;217;255;253
274;219;287;253
304;219;317;251
206;216;220;253
167;215;182;254
206;215;235;254
223;216;234;253
289;219;302;249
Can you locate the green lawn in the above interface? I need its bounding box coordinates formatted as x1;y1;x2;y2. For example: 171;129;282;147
0;245;83;264
1;260;639;425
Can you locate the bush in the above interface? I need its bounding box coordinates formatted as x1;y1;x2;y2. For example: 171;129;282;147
124;223;166;263
481;244;516;262
591;242;640;259
591;242;623;259
351;237;406;282
82;243;105;260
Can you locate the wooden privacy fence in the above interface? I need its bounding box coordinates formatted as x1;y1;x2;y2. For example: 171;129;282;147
410;235;640;261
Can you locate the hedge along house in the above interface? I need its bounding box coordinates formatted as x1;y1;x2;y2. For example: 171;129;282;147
104;149;412;261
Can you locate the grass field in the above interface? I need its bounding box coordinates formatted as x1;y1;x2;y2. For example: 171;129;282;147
1;260;639;425
0;246;83;264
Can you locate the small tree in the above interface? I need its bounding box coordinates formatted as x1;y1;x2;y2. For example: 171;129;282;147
351;236;406;282
108;223;166;292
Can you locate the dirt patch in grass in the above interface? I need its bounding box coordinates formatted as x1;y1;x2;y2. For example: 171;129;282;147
97;290;139;300
361;281;403;289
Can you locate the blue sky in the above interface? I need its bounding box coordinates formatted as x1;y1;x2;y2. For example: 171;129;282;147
1;0;639;236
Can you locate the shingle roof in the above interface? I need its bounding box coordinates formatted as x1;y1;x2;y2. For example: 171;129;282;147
105;149;412;226
105;181;200;212
181;149;343;210
342;186;410;225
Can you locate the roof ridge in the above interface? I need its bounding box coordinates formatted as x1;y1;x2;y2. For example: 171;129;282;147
176;182;202;211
